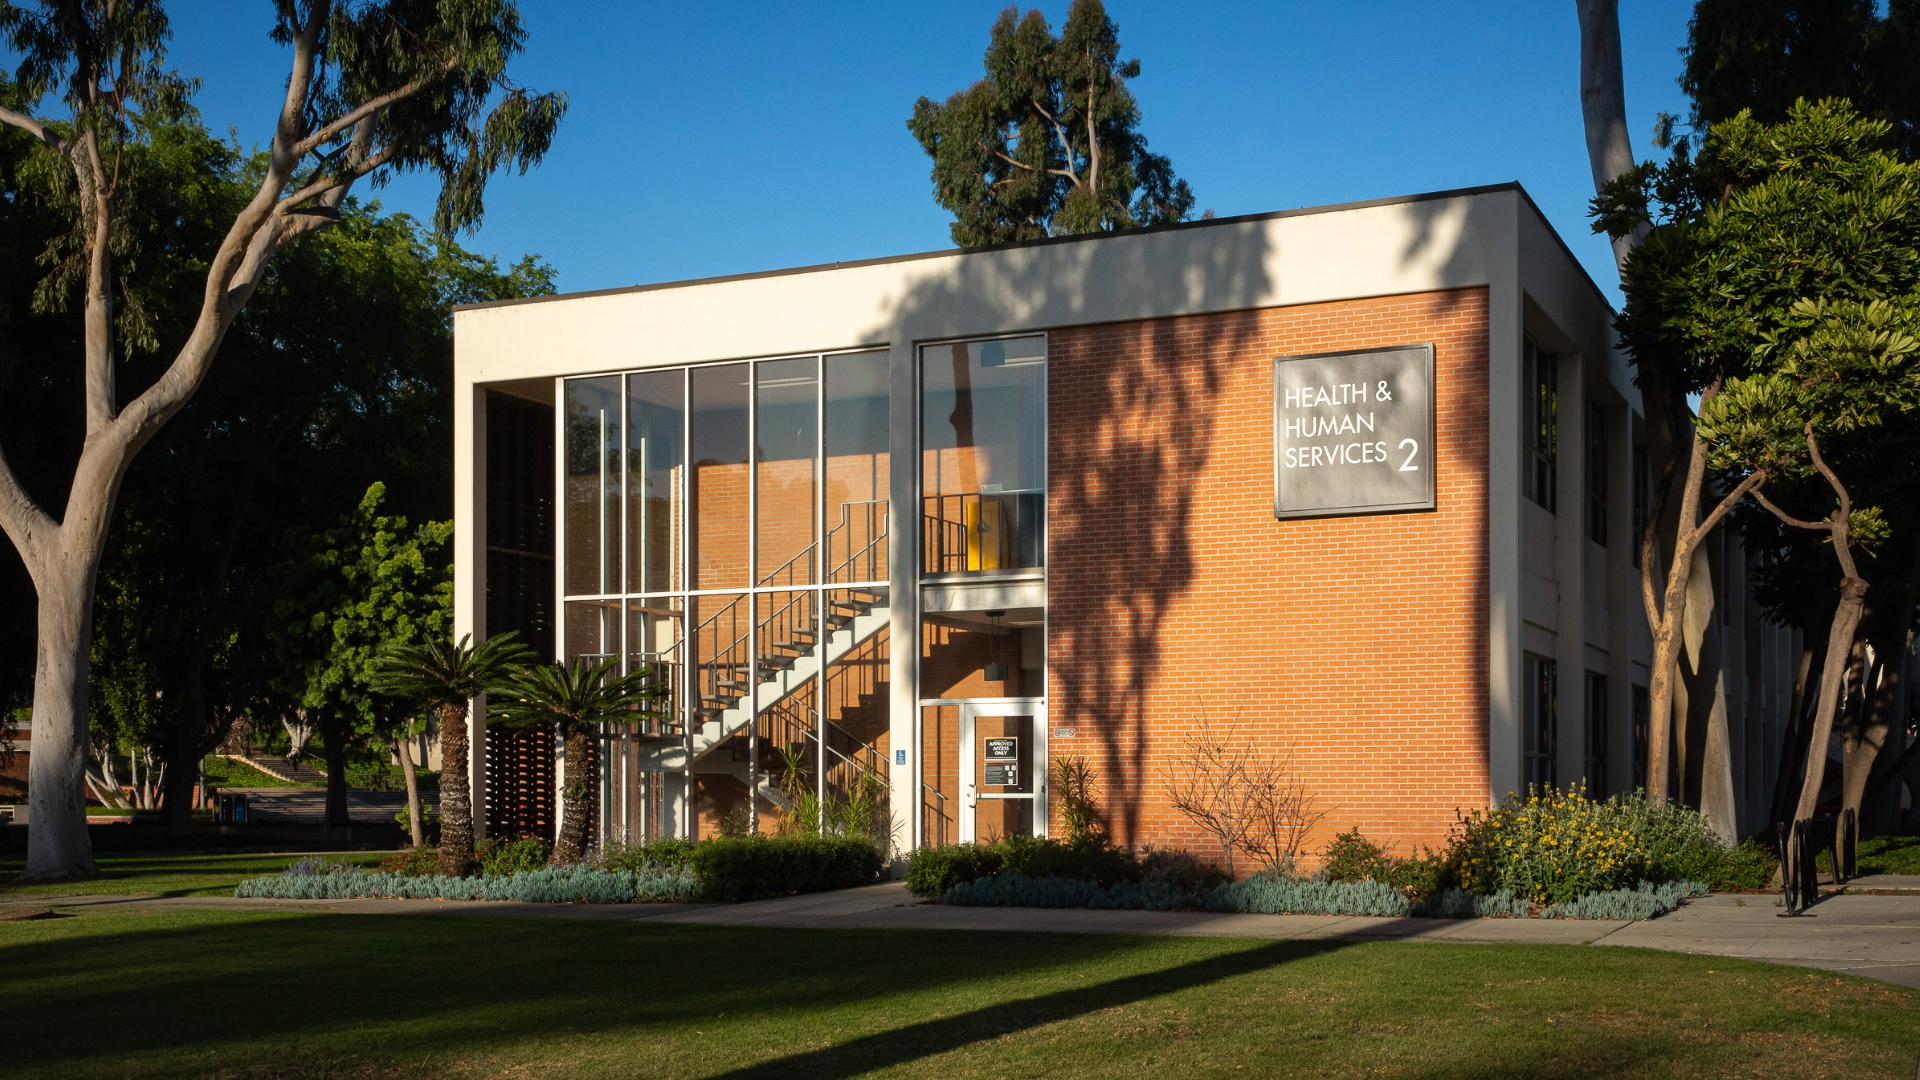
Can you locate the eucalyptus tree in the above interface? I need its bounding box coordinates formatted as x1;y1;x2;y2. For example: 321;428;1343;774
487;658;667;865
0;0;563;881
372;632;533;876
908;0;1193;247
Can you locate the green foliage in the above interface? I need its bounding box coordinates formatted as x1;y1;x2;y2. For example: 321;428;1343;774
1450;786;1747;907
371;632;534;710
1426;888;1532;919
1541;881;1707;921
907;0;1193;246
598;837;695;873
486;657;669;741
905;843;1005;898
377;845;441;878
475;837;550;878
236;865;699;904
1053;755;1105;847
1711;838;1779;892
942;873;1195;912
1452;785;1657;905
1209;874;1414;917
1610;792;1744;886
1319;828;1456;906
679;835;886;904
1321;828;1395;884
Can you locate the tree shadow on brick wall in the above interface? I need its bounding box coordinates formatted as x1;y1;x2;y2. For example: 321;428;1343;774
868;197;1491;847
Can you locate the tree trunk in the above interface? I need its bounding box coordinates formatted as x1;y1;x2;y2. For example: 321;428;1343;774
396;732;424;848
1793;577;1869;828
1845;535;1918;834
551;727;595;865
320;726;350;845
436;700;475;877
22;561;100;882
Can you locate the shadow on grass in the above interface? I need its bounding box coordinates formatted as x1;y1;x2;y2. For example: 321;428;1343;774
0;910;1356;1075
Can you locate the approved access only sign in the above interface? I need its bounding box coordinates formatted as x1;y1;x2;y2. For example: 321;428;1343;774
1272;344;1435;519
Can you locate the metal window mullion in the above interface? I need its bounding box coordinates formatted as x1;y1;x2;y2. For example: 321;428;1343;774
816;353;827;815
747;362;759;836
680;364;693;839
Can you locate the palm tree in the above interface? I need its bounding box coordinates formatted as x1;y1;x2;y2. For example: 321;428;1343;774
372;632;535;876
487;656;668;864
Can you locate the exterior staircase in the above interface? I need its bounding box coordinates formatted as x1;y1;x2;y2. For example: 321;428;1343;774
636;502;893;805
215;751;327;787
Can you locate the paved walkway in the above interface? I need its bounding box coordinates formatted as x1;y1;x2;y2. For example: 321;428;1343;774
13;879;1919;988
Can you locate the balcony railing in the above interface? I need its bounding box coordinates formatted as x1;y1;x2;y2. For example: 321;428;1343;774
922;489;1043;576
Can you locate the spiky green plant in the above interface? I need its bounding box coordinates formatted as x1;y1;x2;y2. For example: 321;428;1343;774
486;657;668;864
372;632;535;876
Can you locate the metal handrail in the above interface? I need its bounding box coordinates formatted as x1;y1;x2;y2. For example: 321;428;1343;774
921;489;1043;575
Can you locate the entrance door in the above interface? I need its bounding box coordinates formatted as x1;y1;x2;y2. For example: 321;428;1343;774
958;699;1046;843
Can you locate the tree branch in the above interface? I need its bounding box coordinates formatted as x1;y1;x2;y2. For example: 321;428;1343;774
0;105;63;151
1804;424;1862;581
1751;488;1830;533
1029;97;1079;185
1685;468;1766;547
1574;0;1649;263
0;443;55;579
291;57;454;158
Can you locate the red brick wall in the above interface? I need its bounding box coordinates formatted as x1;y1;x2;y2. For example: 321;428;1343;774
1046;288;1490;861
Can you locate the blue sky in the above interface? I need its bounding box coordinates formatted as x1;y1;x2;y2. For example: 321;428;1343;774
154;1;1698;307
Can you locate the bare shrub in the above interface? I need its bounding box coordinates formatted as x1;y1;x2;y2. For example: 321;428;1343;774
1162;722;1326;877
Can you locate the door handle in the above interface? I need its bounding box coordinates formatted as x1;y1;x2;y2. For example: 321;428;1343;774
963;783;977;809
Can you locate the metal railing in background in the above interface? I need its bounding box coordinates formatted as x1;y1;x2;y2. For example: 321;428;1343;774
922;784;953;849
921;490;1043;576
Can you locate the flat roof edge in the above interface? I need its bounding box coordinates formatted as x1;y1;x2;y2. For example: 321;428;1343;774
454;181;1568;315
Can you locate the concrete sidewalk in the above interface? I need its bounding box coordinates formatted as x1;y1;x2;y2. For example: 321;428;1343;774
13;880;1919;988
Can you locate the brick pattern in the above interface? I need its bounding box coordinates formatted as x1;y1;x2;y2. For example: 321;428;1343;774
1046;288;1491;859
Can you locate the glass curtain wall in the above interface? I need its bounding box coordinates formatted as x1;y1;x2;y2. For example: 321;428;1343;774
560;350;891;845
917;335;1047;849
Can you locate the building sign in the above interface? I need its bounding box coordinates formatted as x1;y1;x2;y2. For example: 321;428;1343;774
983;736;1019;787
1273;344;1435;518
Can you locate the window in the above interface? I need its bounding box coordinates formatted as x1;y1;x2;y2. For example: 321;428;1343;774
1630;443;1649;567
1631;684;1650;791
1584;672;1608;794
1586;403;1608;546
920;335;1046;576
1523;653;1557;790
1523;338;1557;511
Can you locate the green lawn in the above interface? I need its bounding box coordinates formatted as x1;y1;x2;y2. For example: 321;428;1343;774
1;907;1914;1078
0;850;387;897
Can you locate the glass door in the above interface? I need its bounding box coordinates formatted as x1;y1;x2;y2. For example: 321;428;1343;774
958;699;1046;844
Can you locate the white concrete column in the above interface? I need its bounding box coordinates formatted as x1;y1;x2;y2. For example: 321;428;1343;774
1554;353;1588;789
1606;405;1638;796
455;380;489;839
885;327;919;861
1486;266;1525;805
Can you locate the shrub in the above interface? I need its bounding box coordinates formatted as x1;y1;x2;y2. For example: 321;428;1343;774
1210;873;1413;917
1425;888;1530;918
477;836;549;877
597;837;698;874
1054;756;1106;846
378;846;442;878
280;856;359;878
1138;846;1228;895
942;873;1200;912
1711;837;1777;892
1450;784;1645;905
1319;828;1452;905
1541;880;1705;921
906;844;1005;898
1608;793;1730;884
237;865;700;903
994;834;1139;886
1321;828;1395;883
685;834;885;903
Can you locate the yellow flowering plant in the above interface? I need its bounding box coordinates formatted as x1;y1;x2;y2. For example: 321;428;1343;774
1448;782;1649;905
